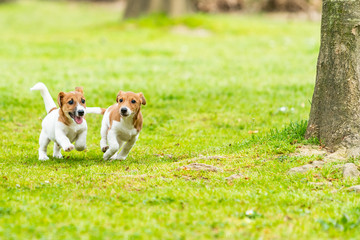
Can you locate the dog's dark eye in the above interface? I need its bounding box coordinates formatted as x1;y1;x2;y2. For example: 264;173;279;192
81;99;85;104
119;99;123;103
131;100;136;104
68;99;74;105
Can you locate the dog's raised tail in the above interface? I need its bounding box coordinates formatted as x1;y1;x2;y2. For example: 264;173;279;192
87;107;106;115
30;82;57;113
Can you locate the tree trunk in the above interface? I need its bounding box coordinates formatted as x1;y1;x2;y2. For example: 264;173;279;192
306;1;360;156
123;0;195;19
262;0;309;12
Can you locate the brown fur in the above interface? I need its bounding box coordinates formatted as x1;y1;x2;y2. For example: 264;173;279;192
133;111;143;131
75;87;83;93
58;109;72;126
108;104;121;128
108;91;146;131
48;107;57;114
57;87;86;125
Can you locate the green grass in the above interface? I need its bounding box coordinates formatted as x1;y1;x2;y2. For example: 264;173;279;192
1;1;360;239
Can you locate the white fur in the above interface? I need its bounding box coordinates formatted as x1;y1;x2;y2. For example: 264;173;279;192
86;107;103;114
100;108;139;161
75;103;86;116
30;82;57;113
31;82;88;160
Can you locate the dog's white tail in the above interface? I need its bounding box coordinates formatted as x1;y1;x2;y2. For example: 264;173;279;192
86;107;106;115
30;82;57;113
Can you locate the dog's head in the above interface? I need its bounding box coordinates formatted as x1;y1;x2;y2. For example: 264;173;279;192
116;91;146;118
58;87;86;124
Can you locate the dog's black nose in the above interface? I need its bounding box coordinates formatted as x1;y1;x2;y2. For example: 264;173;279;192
78;109;85;116
121;107;128;113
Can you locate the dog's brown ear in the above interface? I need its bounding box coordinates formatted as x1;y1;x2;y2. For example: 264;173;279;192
139;92;146;105
116;91;124;103
75;87;83;94
58;92;65;107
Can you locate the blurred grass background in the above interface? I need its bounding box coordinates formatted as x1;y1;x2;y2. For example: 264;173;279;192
0;0;319;159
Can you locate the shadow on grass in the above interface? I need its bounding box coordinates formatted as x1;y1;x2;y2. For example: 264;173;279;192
17;153;178;168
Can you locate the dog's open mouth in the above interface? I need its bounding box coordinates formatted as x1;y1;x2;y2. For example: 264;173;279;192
69;112;84;124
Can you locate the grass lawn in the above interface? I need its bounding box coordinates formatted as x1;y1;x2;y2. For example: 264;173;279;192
1;1;360;239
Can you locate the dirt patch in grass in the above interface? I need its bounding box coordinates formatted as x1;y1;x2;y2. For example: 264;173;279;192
177;163;223;172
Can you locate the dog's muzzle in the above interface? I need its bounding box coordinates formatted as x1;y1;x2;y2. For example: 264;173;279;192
78;109;85;116
120;107;130;117
69;106;86;124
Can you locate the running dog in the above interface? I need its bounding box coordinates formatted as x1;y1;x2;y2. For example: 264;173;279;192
100;91;146;160
31;82;104;160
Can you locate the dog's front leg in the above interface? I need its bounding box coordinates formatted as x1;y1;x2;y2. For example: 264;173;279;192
74;130;87;151
53;143;63;158
55;129;74;152
113;135;138;160
103;130;119;160
110;140;124;160
100;120;109;153
38;130;50;160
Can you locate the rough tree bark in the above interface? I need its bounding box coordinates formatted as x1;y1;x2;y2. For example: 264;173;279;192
306;0;360;156
262;0;309;12
124;0;195;19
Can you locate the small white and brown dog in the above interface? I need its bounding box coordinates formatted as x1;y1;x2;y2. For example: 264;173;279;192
31;82;104;160
100;91;146;160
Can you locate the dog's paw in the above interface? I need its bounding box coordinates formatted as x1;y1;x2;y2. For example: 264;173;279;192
64;144;75;152
39;155;49;161
110;155;127;161
75;145;86;151
101;146;109;153
53;153;63;159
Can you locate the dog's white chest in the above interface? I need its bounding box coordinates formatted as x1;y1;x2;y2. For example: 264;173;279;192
67;124;86;141
112;120;138;142
58;121;87;143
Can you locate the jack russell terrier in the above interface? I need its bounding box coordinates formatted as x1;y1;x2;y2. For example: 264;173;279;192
31;82;104;160
100;91;146;160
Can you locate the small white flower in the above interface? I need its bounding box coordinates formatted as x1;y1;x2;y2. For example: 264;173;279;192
16;184;20;188
279;107;288;112
45;181;50;184
246;210;254;216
